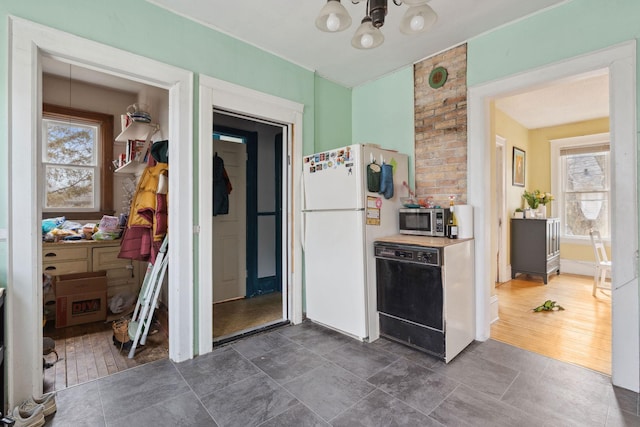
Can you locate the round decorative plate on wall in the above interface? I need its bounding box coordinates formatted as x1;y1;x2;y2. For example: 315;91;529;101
428;66;448;89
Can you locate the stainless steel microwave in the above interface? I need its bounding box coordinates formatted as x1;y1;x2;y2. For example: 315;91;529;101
399;208;449;237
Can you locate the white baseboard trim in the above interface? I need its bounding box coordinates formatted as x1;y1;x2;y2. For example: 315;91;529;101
507;259;602;279
560;258;605;278
490;294;499;324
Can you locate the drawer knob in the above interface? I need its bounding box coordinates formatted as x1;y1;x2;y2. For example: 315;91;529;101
44;252;57;258
44;266;56;271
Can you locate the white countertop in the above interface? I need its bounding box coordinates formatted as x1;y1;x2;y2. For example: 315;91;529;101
374;234;473;248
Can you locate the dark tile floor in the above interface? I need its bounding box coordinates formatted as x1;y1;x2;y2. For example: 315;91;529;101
43;321;640;427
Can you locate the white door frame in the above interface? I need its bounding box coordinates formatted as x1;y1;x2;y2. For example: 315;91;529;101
8;17;194;406
495;135;508;284
197;76;304;355
469;40;639;391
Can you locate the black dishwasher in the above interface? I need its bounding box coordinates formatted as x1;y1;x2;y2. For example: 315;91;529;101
375;242;445;358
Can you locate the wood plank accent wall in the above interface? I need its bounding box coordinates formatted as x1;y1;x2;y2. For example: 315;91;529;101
414;44;468;206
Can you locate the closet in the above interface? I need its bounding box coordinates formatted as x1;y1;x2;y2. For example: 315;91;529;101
41;58;170;392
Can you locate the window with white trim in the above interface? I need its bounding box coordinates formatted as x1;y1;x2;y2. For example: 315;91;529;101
551;133;610;240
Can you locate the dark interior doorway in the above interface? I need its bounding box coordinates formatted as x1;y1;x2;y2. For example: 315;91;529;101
212;111;287;342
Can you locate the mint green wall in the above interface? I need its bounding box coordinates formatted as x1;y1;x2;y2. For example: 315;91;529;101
314;75;352;153
467;0;640;87
467;0;640;270
352;66;416;187
0;1;350;287
0;0;317;153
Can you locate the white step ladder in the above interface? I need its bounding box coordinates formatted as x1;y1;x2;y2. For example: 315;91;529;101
127;236;168;359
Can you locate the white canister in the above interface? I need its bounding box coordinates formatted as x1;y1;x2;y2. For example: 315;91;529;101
455;205;474;239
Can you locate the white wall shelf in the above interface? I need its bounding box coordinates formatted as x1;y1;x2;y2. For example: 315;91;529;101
114;120;160;174
114;160;144;174
115;121;159;143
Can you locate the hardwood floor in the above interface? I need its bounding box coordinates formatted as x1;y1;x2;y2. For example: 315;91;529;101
42;292;283;392
42;319;169;393
213;292;283;339
491;273;611;375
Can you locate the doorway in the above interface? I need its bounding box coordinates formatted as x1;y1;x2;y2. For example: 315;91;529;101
495;136;507;285
196;75;304;356
9;17;193;405
468;41;638;391
40;59;171;392
490;72;613;375
211;112;287;342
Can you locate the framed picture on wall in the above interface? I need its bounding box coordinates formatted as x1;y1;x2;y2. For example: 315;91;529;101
512;147;525;187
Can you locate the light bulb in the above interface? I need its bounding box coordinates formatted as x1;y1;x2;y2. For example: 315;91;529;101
410;14;425;31
360;33;373;48
326;13;341;32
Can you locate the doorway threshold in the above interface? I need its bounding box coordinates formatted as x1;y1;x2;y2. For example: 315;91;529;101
213;320;290;347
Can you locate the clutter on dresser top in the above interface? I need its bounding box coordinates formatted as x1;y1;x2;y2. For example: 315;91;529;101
42;214;128;242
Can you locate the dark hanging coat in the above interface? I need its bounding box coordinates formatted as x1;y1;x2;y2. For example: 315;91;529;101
213;154;232;215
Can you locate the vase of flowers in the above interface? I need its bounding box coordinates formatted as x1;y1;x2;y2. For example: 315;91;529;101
537;205;547;218
523;190;554;218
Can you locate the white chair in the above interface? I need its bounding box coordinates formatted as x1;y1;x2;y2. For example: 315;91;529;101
589;228;611;296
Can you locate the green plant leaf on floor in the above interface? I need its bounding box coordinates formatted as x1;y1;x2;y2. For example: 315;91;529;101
532;299;565;312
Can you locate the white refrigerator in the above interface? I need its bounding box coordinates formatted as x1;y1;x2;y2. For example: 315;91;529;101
302;144;409;341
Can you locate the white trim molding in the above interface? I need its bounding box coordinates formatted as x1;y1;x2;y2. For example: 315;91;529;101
495;135;508;284
197;75;304;356
550;132;610;233
469;40;638;391
8;16;194;406
490;294;499;324
560;259;607;278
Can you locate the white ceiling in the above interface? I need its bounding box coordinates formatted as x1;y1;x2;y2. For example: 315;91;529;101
145;0;567;88
495;71;609;129
43;1;608;130
42;55;148;94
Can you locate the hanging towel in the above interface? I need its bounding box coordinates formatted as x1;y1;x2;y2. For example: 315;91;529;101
213;153;232;216
379;163;394;199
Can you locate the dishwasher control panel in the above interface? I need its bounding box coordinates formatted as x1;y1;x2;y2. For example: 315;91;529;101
374;243;441;267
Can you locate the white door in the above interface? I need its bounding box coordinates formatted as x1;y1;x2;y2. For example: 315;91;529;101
213;139;247;303
304;209;367;339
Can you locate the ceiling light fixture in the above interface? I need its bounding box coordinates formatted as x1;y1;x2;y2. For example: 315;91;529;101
315;0;437;49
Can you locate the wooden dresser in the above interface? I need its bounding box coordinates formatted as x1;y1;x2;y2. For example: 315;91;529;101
43;240;143;307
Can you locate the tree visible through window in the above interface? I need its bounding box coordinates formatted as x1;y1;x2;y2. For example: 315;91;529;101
43;118;98;209
42;104;114;219
560;145;610;239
